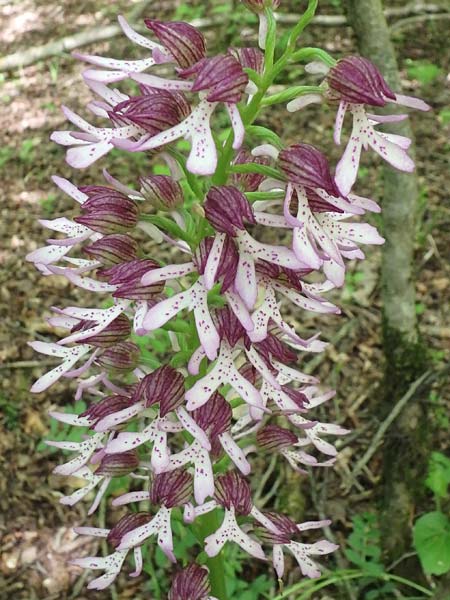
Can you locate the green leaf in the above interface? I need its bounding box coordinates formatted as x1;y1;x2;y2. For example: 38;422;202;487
426;452;450;498
406;60;442;86
413;511;450;575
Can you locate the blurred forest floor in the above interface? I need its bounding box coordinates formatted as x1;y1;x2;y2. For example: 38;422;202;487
0;0;449;598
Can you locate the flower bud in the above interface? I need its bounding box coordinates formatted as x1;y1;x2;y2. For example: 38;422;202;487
144;20;207;69
327;56;396;107
204;186;255;236
71;314;132;348
96;450;139;477
83;234;138;266
107;512;152;549
168;564;211;600
140;175;184;210
279;144;341;197
96;341;140;371
232;149;270;192
75;187;139;234
214;471;252;516
241;0;280;14
257;424;297;451
150;470;193;508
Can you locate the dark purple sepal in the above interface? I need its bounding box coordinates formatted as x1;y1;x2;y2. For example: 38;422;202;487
150;469;193;508
71;314;132;347
256;424;297;451
278;144;341;197
327;56;396;107
83;234;138;266
306;188;344;213
102;259;163;300
194;235;239;292
254;332;297;364
214;471;252;516
145;20;206;69
96;341;140;372
107;512;152;549
96;450;139;476
168;564;211;600
239;362;261;386
140;175;184;210
204;186;255;236
80;394;135;428
256;260;309;292
133;365;185;417
75;187;139;235
257;511;298;544
111;91;189;135
232;149;270;192
179;54;249;103
213;306;247;347
229;47;264;75
192;391;232;439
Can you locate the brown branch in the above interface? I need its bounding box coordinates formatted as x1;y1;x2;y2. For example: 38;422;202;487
1;2;446;72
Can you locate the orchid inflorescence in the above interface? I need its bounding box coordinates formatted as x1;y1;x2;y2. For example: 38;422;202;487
27;0;429;596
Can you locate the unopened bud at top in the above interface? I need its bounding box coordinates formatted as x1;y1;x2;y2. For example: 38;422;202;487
144;20;207;69
140;175;184;210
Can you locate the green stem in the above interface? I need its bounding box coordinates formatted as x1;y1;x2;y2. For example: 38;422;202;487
197;510;228;600
272;569;433;600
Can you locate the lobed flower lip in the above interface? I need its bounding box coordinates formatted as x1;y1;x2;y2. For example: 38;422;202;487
204;185;256;236
278;143;341;198
144;19;207;69
168;563;212;600
150;469;193;508
327;55;396;107
214;471;252;516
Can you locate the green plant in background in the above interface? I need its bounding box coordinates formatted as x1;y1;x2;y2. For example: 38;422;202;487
406;59;443;87
413;452;450;576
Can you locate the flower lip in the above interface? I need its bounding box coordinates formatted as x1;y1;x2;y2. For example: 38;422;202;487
214;471;252;516
168;563;211;600
150;469;193;508
204;185;256;236
179;53;249;103
144;20;207;69
107;512;152;549
278;143;341;198
327;56;396;107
